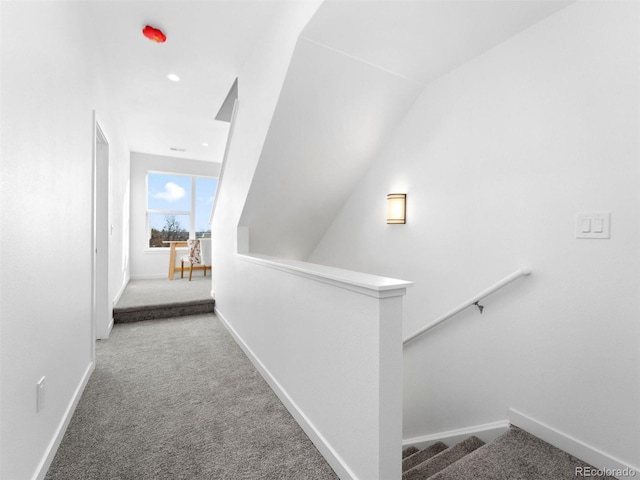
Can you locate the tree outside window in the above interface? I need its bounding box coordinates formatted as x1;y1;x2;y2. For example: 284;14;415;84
147;173;218;248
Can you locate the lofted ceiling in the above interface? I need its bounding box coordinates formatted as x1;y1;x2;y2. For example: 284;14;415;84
83;0;573;165
302;0;574;84
240;0;574;260
83;1;284;162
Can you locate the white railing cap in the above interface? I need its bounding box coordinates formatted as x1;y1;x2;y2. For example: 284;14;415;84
237;253;413;298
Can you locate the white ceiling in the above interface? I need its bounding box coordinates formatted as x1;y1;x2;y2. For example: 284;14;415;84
84;0;573;164
84;1;284;162
302;0;573;85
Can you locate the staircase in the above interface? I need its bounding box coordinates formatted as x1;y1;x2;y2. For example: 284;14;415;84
402;426;618;479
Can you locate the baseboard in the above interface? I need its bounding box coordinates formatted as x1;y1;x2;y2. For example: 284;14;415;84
108;276;128;336
112;276;129;308
129;274;167;280
403;419;510;451
214;306;357;480
510;409;640;476
34;361;94;480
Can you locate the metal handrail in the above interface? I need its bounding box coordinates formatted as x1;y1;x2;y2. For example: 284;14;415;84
402;268;531;345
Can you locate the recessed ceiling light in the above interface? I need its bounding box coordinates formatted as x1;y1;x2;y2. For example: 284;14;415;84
167;73;180;82
202;142;209;147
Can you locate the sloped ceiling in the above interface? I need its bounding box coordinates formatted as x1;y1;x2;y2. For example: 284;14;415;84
240;37;423;259
302;1;573;84
239;0;573;260
83;1;283;162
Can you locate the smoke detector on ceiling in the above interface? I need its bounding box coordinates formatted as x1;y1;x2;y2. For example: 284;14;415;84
142;25;166;43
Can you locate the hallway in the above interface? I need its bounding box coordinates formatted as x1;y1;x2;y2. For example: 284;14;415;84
3;1;639;478
45;315;337;479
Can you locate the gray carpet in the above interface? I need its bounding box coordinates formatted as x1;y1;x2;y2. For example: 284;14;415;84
45;314;338;480
402;441;447;472
403;437;484;480
113;277;215;323
404;427;618;480
116;276;212;309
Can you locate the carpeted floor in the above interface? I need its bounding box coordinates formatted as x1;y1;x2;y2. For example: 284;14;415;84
45;314;338;480
116;276;213;309
403;427;618;480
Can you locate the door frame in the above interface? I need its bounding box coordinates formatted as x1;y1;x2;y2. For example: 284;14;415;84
92;112;111;351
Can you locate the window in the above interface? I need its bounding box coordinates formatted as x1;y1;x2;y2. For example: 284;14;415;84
147;172;218;248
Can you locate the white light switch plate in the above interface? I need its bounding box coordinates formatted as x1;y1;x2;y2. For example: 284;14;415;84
576;213;610;239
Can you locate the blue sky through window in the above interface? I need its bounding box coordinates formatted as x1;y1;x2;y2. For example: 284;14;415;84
147;173;217;233
148;174;191;212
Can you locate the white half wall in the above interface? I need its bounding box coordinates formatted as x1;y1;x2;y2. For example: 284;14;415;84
309;0;640;470
129;151;220;279
217;254;409;479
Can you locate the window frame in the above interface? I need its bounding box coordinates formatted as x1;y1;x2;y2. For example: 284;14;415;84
145;171;216;249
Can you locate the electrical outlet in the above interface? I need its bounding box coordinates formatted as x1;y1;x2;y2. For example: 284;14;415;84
37;377;45;412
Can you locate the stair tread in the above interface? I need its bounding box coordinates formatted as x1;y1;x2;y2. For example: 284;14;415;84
428;427;618;480
113;298;214;313
113;299;215;323
403;446;420;459
403;442;448;472
402;436;485;480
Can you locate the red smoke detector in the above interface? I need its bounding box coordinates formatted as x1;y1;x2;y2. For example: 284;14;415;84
142;25;166;43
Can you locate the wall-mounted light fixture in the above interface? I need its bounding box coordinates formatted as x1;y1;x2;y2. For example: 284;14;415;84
387;193;406;224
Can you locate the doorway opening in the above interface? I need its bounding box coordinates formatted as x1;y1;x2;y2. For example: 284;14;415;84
93;115;111;344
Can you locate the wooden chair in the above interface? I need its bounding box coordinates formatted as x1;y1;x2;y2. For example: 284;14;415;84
180;239;203;281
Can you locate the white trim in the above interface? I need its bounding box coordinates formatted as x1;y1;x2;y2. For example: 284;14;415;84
147;209;191;215
93;117;110;341
145;172;217;248
106;318;114;337
210;97;238;225
143;248;187;254
112;276;129;309
34;361;94;480
129;273;167;280
509;409;640;476
403;420;510;451
215;307;357;480
236;253;412;299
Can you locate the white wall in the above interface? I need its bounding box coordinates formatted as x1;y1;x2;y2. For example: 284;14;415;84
210;0;321;276
129;152;220;279
239;37;422;260
309;0;640;470
0;2;130;478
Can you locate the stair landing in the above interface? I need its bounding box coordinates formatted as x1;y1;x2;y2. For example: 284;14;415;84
113;276;214;323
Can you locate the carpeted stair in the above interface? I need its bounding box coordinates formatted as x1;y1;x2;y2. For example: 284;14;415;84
402;426;618;479
113;298;215;323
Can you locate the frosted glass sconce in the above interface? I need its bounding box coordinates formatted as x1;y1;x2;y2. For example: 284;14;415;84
387;193;406;224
